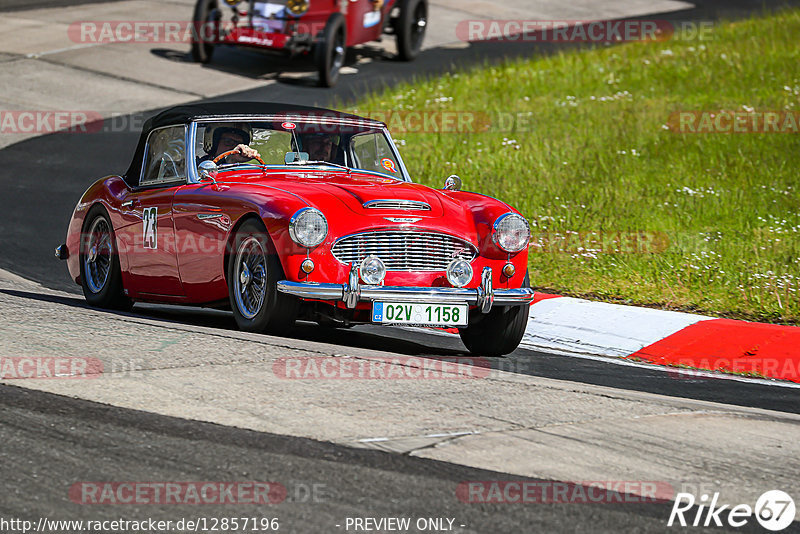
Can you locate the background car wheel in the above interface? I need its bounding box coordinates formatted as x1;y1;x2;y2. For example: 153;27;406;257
228;219;299;333
191;0;219;63
396;0;427;61
79;205;132;311
458;271;530;356
314;13;346;87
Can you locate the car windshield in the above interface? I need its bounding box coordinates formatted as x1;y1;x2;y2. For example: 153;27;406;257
194;119;407;181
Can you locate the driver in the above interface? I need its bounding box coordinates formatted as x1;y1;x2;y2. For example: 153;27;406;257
302;133;339;162
199;123;261;164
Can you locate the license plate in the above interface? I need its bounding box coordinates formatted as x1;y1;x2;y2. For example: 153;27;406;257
372;302;468;327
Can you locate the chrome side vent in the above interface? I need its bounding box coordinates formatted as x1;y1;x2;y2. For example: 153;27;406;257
363;199;431;211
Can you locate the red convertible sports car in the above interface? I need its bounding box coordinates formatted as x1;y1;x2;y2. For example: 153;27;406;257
57;102;534;355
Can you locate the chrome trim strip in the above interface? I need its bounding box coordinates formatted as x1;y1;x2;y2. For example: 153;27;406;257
192;115;384;128
187;121;198;184
363;199;431;210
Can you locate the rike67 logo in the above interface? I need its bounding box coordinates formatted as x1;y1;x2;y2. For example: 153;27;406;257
668;490;796;531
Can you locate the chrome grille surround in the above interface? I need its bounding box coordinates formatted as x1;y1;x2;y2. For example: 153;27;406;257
331;231;478;271
363;199;431;211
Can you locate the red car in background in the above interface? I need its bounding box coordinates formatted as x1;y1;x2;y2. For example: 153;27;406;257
57;102;534;355
191;0;428;86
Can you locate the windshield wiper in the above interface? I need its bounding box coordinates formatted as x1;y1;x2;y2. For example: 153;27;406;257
285;160;352;174
217;161;266;170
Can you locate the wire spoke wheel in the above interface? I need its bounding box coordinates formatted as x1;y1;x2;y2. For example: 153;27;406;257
233;236;267;319
84;216;113;294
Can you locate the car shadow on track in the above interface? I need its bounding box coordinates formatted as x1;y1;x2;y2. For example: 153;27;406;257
150;44;390;87
0;287;464;357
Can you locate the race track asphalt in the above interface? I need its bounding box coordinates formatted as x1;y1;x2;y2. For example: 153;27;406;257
5;383;775;533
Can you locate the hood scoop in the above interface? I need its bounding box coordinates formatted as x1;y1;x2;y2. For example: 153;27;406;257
363;199;431;211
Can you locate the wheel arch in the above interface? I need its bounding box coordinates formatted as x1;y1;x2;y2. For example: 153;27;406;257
223;212;265;285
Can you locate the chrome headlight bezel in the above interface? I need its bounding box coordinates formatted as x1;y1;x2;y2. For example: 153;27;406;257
359;255;386;285
446;259;473;288
491;213;530;253
289;207;328;248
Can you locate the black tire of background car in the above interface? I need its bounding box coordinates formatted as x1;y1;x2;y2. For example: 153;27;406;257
190;0;219;63
314;13;347;87
458;271;530;356
395;0;427;61
227;219;299;333
79;205;132;311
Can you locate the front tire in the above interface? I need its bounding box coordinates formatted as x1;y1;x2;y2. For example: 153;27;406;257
458;271;530;356
79;205;131;311
228;219;298;333
314;13;346;87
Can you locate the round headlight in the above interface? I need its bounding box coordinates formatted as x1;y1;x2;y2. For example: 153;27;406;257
289;207;328;248
446;259;473;288
492;213;530;253
360;255;386;285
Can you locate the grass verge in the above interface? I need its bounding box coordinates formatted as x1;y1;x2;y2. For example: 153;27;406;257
349;8;800;324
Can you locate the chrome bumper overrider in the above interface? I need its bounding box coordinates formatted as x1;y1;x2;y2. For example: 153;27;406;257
277;265;534;314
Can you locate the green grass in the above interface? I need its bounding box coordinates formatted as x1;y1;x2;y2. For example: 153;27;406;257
348;8;800;324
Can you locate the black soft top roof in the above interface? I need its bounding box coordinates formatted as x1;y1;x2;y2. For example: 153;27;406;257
124;102;382;183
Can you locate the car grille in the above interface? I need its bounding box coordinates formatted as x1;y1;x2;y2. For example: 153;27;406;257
331;231;477;271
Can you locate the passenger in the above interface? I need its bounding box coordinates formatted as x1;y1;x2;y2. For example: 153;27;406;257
302;133;339;162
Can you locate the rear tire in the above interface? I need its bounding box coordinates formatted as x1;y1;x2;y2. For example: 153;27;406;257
458;271;530;356
395;0;427;61
191;0;219;63
314;13;346;87
79;205;132;311
228;219;299;333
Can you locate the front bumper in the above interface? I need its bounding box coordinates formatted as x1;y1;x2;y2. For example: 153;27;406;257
277;266;534;314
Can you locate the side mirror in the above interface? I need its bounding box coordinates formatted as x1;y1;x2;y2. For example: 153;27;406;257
198;160;218;183
443;174;462;191
285;151;309;164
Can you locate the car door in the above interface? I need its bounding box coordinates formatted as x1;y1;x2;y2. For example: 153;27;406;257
171;183;233;304
117;125;186;298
